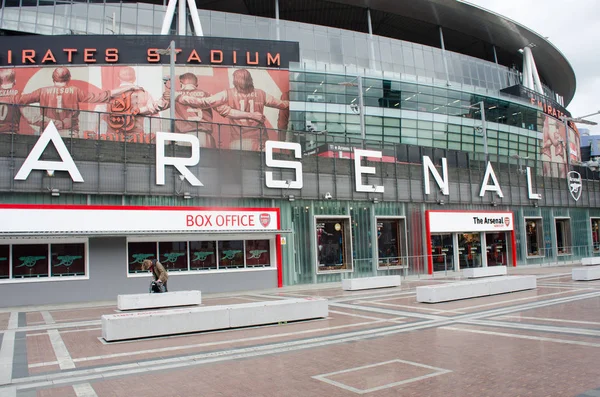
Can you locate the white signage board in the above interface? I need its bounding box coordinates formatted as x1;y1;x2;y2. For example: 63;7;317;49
0;206;279;234
428;211;513;233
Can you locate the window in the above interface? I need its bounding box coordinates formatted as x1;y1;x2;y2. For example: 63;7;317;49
555;218;572;255
158;241;188;272
218;240;244;269
0;240;87;281
51;243;85;276
592;219;600;253
0;245;9;279
12;244;49;278
376;218;407;269
189;241;217;270
245;239;271;267
316;217;353;273
128;242;157;273
525;218;543;257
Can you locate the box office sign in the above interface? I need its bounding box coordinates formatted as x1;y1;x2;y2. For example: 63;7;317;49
0;35;300;68
428;211;514;233
0;205;280;234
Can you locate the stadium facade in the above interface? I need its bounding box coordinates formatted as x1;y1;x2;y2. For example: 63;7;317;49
0;0;597;306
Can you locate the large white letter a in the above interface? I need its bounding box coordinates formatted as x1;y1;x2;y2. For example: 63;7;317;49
14;121;84;182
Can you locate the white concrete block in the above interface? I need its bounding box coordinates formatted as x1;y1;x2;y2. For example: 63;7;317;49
103;298;329;341
341;276;401;291
229;298;328;328
581;257;600;266
462;266;507;278
102;306;229;341
416;276;536;303
572;267;600;281
117;290;202;311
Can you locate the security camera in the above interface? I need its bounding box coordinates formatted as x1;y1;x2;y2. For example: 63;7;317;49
350;103;360;114
324;192;333;200
306;121;317;133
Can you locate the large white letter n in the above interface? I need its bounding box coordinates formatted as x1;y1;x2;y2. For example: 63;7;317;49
14;121;84;182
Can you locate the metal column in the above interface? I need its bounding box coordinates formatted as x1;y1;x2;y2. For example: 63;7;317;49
439;26;451;86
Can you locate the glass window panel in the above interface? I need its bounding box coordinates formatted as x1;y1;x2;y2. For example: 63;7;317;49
218;241;244;268
159;241;188;272
316;218;352;272
189;241;217;270
0;245;8;279
555;219;572;255
128;241;157;274
525;219;543;256
12;244;48;278
245;240;271;267
51;243;85;277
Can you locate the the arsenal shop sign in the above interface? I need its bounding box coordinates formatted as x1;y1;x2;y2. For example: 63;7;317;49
428;211;514;233
0;205;280;234
0;35;300;68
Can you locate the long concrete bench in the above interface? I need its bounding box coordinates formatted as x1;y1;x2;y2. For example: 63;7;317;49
102;297;328;341
117;290;202;311
416;275;536;303
581;257;600;266
341;275;401;291
572;267;600;281
462;266;507;279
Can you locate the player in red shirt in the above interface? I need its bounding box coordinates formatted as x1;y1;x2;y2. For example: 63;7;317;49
156;72;266;148
0;69;23;134
20;67;136;137
174;69;289;150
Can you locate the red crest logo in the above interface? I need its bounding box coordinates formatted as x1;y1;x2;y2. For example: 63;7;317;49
259;213;271;227
504;217;510;227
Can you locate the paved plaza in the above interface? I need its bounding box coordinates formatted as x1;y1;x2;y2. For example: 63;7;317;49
0;266;599;397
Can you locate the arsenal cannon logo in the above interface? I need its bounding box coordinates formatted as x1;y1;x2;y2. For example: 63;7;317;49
568;171;582;201
259;213;271;227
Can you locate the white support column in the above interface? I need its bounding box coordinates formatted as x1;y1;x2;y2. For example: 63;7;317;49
522;47;544;95
187;0;204;36
275;0;280;40
367;8;376;70
178;0;186;35
439;26;451;86
160;0;177;34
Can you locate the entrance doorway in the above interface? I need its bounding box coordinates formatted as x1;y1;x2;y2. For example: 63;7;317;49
430;234;454;272
458;233;482;268
485;232;507;266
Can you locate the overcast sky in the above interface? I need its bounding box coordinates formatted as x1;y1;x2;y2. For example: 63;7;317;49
465;0;600;134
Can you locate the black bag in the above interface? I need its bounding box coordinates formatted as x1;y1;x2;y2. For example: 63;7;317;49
150;281;163;293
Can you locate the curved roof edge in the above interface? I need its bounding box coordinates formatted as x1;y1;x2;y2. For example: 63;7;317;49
325;0;576;105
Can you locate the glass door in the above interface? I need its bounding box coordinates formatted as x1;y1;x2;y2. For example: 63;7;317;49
458;233;482;268
431;234;454;272
485;232;507;266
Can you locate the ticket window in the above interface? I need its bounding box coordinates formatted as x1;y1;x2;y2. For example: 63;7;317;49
458;233;482;268
485;232;507;266
431;234;454;272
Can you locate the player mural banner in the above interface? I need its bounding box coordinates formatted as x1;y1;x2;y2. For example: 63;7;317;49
0;35;297;151
0;64;290;150
540;113;581;178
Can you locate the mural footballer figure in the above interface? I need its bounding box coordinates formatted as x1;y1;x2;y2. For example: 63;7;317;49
19;67;137;137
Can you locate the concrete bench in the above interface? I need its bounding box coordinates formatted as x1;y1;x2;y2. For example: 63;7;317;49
462;266;507;279
581;257;600;266
102;297;328;341
416;275;536;303
572;267;600;281
341;275;401;291
117;290;202;311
